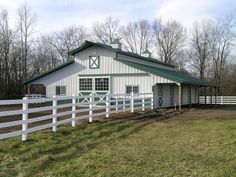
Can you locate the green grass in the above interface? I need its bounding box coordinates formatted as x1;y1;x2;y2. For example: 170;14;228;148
0;108;236;177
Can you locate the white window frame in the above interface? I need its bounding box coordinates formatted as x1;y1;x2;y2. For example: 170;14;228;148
79;78;93;91
56;86;66;96
126;85;139;94
78;76;110;93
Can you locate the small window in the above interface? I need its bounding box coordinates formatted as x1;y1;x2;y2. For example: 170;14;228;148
79;78;92;91
95;78;109;91
56;86;66;95
89;56;100;69
126;85;139;94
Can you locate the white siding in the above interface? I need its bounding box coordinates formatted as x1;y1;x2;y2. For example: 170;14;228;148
30;45;199;107
75;47;146;75
112;75;174;94
31;46;176;97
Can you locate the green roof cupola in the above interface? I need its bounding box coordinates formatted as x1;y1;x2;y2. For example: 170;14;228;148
141;49;151;58
110;38;122;50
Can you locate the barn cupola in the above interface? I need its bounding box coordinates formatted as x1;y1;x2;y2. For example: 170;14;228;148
141;49;151;58
110;38;122;50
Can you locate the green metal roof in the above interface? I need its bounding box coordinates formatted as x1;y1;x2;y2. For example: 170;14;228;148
24;60;75;84
68;40;176;68
24;40;213;86
114;58;213;86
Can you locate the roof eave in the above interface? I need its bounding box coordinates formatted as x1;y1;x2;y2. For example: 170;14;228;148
23;60;75;85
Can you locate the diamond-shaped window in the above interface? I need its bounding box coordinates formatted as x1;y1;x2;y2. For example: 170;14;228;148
89;56;100;69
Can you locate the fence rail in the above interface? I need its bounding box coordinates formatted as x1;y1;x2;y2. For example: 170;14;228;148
199;96;236;105
0;92;153;141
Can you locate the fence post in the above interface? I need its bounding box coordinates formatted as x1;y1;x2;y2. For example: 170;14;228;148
123;95;126;112
52;96;57;132
22;97;28;141
106;93;110;118
130;92;134;113
72;94;76;127
116;96;118;113
142;94;145;111
221;96;223;105
89;94;93;123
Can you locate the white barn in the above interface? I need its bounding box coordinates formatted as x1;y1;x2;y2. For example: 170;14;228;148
24;39;214;109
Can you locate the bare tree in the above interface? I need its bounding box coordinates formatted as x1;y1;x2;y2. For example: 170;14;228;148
222;63;236;95
51;25;90;62
188;20;213;79
92;17;119;44
31;34;59;75
119;19;152;54
153;19;186;64
0;9;14;98
209;15;236;95
17;2;36;80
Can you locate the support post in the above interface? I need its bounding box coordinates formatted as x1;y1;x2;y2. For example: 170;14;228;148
178;83;182;110
215;87;217;107
210;87;213;105
52;96;57;132
204;86;207;106
22;97;28;141
130;92;134;113
89;94;93;122
198;86;200;105
27;85;30;98
106;93;110;118
142;94;145;111
116;96;118;114
189;85;192;108
72;94;76;127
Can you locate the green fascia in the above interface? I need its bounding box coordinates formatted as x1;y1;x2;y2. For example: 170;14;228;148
68;40;176;68
78;73;149;77
23;60;75;85
114;58;214;86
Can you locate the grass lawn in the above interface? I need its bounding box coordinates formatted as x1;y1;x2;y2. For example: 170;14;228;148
0;107;236;177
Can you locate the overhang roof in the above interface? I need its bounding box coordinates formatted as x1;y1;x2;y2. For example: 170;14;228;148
114;58;213;86
68;40;176;68
24;60;75;85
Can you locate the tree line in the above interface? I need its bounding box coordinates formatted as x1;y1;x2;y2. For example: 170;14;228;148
0;3;235;99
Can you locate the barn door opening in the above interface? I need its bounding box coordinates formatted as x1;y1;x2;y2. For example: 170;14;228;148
78;77;110;106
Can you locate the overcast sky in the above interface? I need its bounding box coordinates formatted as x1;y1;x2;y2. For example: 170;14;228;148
0;0;235;34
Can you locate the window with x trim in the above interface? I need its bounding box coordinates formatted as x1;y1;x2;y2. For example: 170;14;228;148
89;56;100;69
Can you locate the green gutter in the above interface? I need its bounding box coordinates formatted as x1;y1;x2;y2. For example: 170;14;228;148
23;60;75;85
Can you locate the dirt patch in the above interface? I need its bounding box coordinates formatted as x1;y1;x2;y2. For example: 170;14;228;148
0;105;236;134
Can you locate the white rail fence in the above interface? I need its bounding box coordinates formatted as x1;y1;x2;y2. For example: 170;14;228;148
0;92;153;141
25;94;45;99
199;96;236;105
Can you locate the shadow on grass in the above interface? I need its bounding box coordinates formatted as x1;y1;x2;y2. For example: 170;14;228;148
0;109;187;176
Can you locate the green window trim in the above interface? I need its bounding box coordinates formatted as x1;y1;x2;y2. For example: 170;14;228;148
56;86;66;96
89;56;100;69
126;85;139;94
